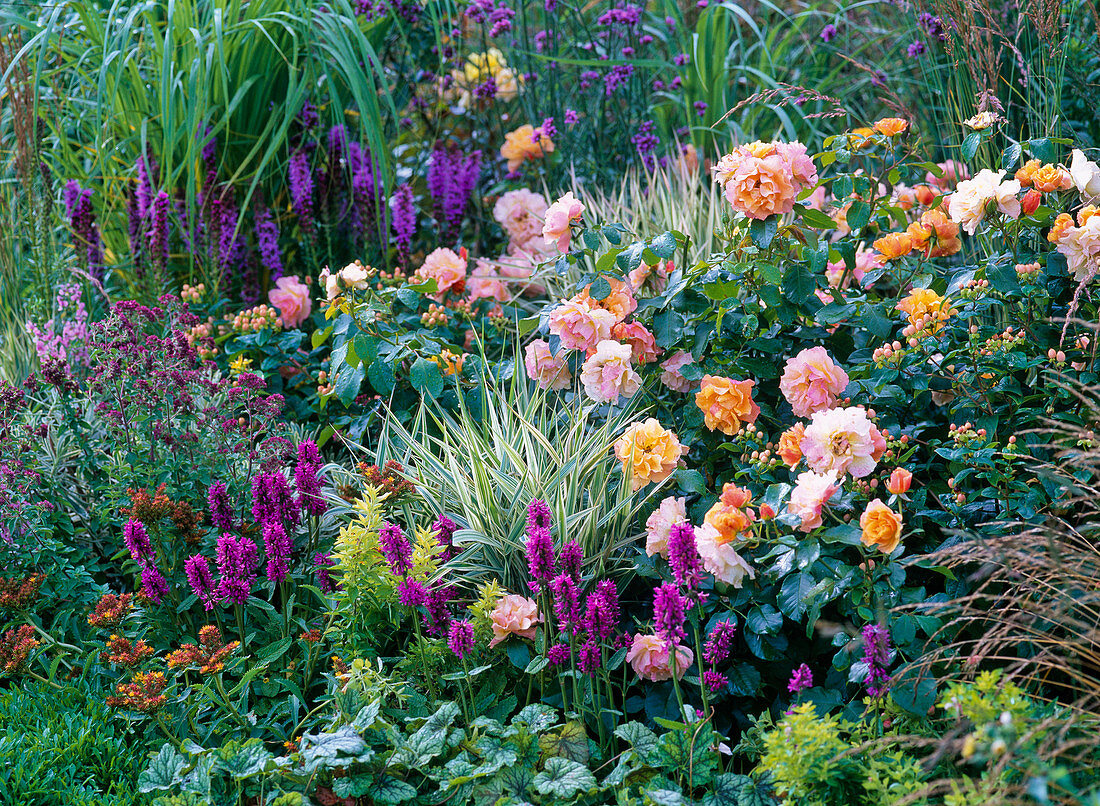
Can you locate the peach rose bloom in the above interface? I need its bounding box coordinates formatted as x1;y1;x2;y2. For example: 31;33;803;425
644;496;687;558
1051;207;1100;282
627;260;671;295
614;418;686;491
339;260;372;289
659;351;697;393
612;321;660;364
712;140;818;219
777;423;806;468
897;287;953;332
1031;164;1073;193
907;209;961;257
467;260;510;304
524;339;572;391
547;299;616;352
695;523;755;587
788;470;839;532
695;375;760;435
873;117;908;136
268;275;312;328
779;347;849;419
542;192;584;252
800;407;886;479
887;468;913;496
493;188;548;249
627;633;693;681
704;495;755;546
501;124;554;173
948;169;1021;234
859;499;903;554
414;248;467;299
576;277;637;322
1069;149;1100;201
873;231;915;263
580;340;641;404
489;594;541;647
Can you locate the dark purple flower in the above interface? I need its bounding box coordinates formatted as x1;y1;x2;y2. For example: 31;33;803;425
631;120;660;171
390;184;416;267
313;552;338;593
263;520;292;582
820;23;838;42
433;514;458;561
149;190;170;276
579;639;602;675
667;522;701;589
564;109;579;125
547;642;571;665
703;621;737;665
251;472;299;531
397;577;428;607
557;540;583;580
584;580;619;641
788;662;813;694
124;519;154;566
65;180;104;281
216;532;259;605
907;40;926;58
653;582;685;648
295;440;326;517
288;149;315;238
425;584;454;635
693;101;708;117
253;202;283;282
673;53;690;66
604;64;634;95
862;624;893;697
208;482;234;532
185;554;216;610
140;564;170;604
448;619;475;659
550;574;582;634
526;525;556;585
703;670;727;692
527;499;551;531
379;522;413;576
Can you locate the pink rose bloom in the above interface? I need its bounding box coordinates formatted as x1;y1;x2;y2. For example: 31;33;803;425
713;141;818;219
542;191;585;252
825;249;876;289
467;259;509;303
493;188;548;250
627;633;693;682
548;299;616;352
788;470;839;532
644;496;688;558
627;260;671;296
659;350;697;393
695;523;755;587
268;275;312;328
612;321;661;364
524;339;572;391
414;247;468;299
779;347;849;418
498;247;550;298
926;159;969;191
800;406;887;478
579;340;641;404
489;594;541;647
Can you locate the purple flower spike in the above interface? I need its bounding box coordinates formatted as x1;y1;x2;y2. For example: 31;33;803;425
448;619;475;659
788;663;813;694
703;621;737;665
379;522;413;576
185;554;216;610
208;482;234;532
295;440;326;517
123;519;154;566
216;532;259;605
862;624;893;697
653;582;685;649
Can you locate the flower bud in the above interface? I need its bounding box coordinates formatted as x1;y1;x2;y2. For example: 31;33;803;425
1021;188;1042;216
887;467;913;495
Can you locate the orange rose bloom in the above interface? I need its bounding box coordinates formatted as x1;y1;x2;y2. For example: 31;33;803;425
575;276;638;323
500;124;554;172
1032;164;1073;193
914;185;937;206
848;127;875;149
907;208;961;257
873;231;915;262
704;483;756;544
898;287;953;332
873;117;908;136
777;423;805;468
1021;188;1042;215
859;499;903;554
1049;212;1074;243
613;418;687;491
695;375;761;435
1015;158;1041;187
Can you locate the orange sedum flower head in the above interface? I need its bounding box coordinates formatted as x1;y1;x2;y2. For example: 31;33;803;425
695;375;761;435
614;418;687;491
859;499;903;554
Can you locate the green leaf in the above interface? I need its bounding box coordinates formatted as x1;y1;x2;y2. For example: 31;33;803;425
726;663;761;697
299;727;367;771
603;225;623;245
215;739;273;779
675;468;707;494
650;231;677;259
614;722;659;763
704;773;775;806
370;775;418;805
525;656;549;675
393;701;459;767
589;275;612;301
746;604;783;634
1028;137;1059;163
538;720;588;763
778;572;815;620
749;216;778;248
368;359;395;395
845;199;871;232
139;744;186;792
582;229;602;251
532;757;596;799
961;131;982;162
256;636;293;665
333;362;365;407
1001;142;1022;170
513;703;560;732
410;357;444;398
783;263;816;305
891;665;938;716
798;207;836;230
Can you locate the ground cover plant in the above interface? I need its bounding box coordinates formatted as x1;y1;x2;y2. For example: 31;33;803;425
1;0;1100;804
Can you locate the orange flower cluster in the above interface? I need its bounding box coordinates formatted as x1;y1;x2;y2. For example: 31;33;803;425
124;484;205;542
897;288;954;336
166;625;240;675
356;460;417;501
101;635;154;668
704;484;758;545
695;375;760;435
87;592;133;629
107;671;167;713
1016;159;1073;193
0;625;39;674
777;423;805;468
574;277;639;323
0;574;43;611
873;209;961;263
300;629;323;643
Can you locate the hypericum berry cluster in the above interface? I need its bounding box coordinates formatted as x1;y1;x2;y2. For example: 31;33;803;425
228;303;282;334
186;319;218;360
420;303;449;327
958;277;989;300
872;340;909;365
181;283;206;304
949;421;988;447
1015;262;1041;282
977;326;1026;356
316;369;334;397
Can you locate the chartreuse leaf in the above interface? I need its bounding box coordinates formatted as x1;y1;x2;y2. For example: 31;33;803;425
532;757;597;799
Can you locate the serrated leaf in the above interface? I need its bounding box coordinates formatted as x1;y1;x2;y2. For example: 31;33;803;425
589;275;612;300
139;744;186;792
532;757;596;798
538;720;588;763
749;216;778;248
513;703;560;732
727;662;761;696
299;727;366;771
215;739;273;779
614;721;659;763
370;775;417;805
704;773;776;806
256;636;293;665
